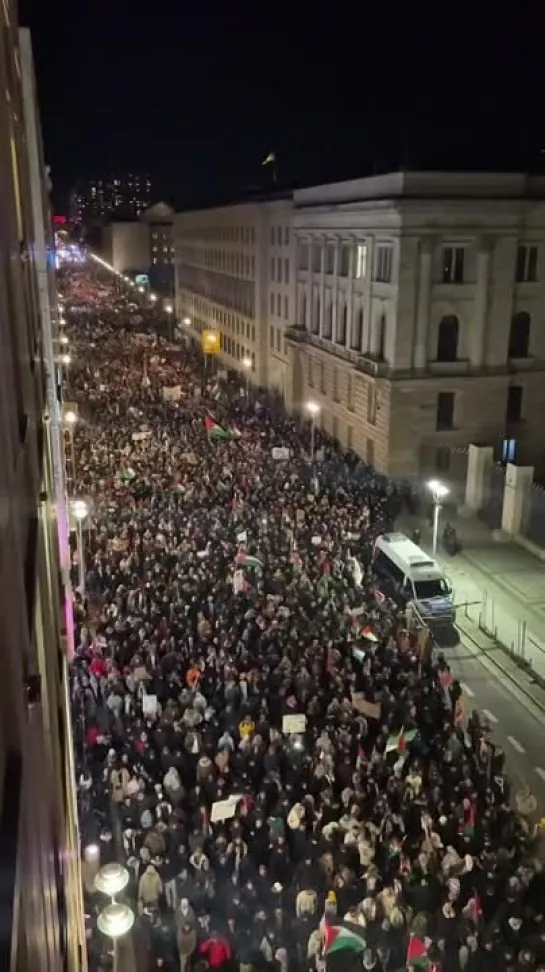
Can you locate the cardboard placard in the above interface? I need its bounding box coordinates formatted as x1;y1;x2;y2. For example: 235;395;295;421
272;447;290;461
351;693;381;720
181;451;198;465
236;530;248;544
143;693;158;718
132;431;152;442
211;798;237;823
282;714;307;734
162;385;182;402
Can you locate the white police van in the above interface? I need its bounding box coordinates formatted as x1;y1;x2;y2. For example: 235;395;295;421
373;532;455;624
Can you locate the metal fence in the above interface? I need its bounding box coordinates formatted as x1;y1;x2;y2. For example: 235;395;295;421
478;462;507;530
462;590;545;683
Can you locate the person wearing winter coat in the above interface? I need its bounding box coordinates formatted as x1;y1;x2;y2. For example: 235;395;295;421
138;863;163;913
176;919;197;972
296;888;317;917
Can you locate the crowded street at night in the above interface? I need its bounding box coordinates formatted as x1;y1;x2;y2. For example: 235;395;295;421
64;261;545;972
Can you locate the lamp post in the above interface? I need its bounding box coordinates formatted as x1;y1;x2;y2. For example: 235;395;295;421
97;901;135;972
242;356;252;395
71;498;89;598
306;401;320;463
64;409;78;490
94;862;130;898
428;479;449;556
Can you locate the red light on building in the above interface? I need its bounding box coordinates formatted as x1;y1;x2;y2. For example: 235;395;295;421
54;215;67;225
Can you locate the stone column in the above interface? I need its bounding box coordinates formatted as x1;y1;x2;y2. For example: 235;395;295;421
346;239;354;349
464;444;494;512
413;238;432;370
307;238;313;332
362;237;373;354
332;238;340;341
319;236;326;337
470;236;491;368
501;463;534;535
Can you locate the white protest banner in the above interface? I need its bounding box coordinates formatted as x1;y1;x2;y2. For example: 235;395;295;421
162;385;182;402
217;369;228;379
132;431;152;442
211;798;238;823
311;536;322;546
283;714;307;734
233;569;245;594
236;530;248;544
272;447;291;461
143;694;158;718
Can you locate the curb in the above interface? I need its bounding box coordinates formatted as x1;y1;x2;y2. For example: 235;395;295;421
456;617;545;717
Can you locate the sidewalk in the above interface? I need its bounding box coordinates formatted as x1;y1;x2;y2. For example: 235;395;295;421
398;512;545;682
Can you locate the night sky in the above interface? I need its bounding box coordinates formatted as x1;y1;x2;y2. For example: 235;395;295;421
18;1;544;210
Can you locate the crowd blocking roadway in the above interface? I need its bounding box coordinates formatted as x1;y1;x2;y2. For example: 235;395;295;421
63;266;545;972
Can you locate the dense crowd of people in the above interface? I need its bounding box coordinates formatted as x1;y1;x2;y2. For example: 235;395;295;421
65;267;545;972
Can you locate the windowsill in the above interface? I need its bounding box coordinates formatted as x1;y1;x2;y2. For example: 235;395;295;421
429;359;469;373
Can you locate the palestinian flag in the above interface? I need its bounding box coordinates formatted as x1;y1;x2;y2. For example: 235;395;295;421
386;726;419;755
352;646;367;664
406;934;429;968
323;920;366;956
361;627;378;643
462;803;476;839
464;893;483;923
120;467;136;482
204;416;232;441
237;553;263;575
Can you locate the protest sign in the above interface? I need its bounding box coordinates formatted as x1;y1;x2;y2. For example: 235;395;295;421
283;714;307;734
272;447;290;461
236;530;248;544
143;693;158;718
211;798;237;823
351;693;381;720
132;431;152;442
162;385;182;402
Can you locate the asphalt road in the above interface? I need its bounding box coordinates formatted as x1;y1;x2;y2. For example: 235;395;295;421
440;623;545;810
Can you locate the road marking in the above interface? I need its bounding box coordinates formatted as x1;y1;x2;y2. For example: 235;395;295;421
460;682;475;698
482;709;498;724
535;767;545;782
507;736;525;753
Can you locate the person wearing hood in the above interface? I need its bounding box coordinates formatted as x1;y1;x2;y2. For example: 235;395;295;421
138;862;163;913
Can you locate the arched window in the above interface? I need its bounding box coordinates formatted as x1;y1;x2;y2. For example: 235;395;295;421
337;302;347;345
436;314;459;362
508;311;531;358
351;306;363;350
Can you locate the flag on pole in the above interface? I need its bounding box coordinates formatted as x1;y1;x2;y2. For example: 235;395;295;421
262;151;276;166
204;416;233;442
406;934;429;968
322;920;366;956
386;726;419;755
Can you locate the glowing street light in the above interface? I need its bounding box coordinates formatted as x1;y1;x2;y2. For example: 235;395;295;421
60;353;71;366
97;902;134;938
242;355;252;395
149;293;157;302
183;316;191;326
64;410;77;426
306;401;320;463
165;304;173;314
137;286;145;294
94;862;130;898
71;498;89;598
428;479;449;556
59;333;69;346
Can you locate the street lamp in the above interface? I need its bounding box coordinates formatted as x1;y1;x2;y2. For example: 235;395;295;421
165;304;173;314
71;499;89;598
59;333;69;346
428;479;449;556
137;286;145;294
60;353;71;366
183;316;191;327
306;401;320;463
149;293;157;302
94;862;130;898
242;356;252;394
64;410;77;426
97;901;135;972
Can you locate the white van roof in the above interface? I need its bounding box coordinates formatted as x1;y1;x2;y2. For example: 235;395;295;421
375;532;442;579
